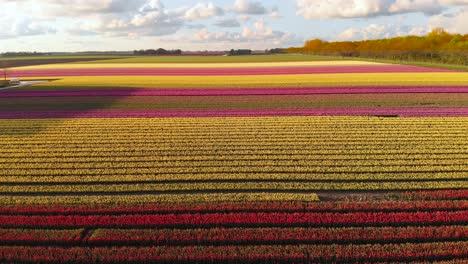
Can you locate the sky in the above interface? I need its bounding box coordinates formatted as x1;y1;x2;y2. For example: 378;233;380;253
0;0;467;52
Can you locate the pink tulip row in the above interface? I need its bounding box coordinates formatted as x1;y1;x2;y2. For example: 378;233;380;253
1;107;467;118
2;86;468;97
7;65;455;77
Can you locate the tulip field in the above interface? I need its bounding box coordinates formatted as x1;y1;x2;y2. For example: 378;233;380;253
0;55;467;263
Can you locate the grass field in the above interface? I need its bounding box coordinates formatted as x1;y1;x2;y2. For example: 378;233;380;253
0;56;467;263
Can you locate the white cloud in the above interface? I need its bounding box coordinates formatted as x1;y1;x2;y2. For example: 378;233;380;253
389;0;443;15
193;19;302;48
66;0;184;37
194;29;232;41
296;0;468;19
41;0;148;15
439;0;468;4
428;7;468;34
238;15;250;22
214;18;241;27
270;7;282;19
334;23;429;41
0;14;56;39
242;19;273;39
184;2;224;20
233;0;267;14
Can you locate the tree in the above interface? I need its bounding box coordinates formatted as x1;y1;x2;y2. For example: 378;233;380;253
287;28;468;65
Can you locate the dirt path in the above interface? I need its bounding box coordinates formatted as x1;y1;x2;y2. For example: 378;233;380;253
0;80;48;91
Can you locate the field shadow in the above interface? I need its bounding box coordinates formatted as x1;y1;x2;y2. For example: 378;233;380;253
0;87;144;136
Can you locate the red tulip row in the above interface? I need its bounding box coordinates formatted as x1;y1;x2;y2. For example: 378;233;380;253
1;211;466;228
2;199;466;216
0;242;466;263
87;225;467;246
400;190;468;200
0;229;83;243
1;226;464;246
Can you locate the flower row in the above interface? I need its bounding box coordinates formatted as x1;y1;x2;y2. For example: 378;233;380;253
2;181;467;194
1;211;465;228
1;226;465;246
4;166;468;175
3;152;468;160
3;172;467;185
2;115;464;124
88;225;467;245
2;86;468;97
3;158;468;168
0;229;83;243
4;199;467;215
3;199;466;215
0;242;466;262
4;144;465;153
401;190;468;200
8;65;451;78
19;72;468;88
0;193;320;206
4;129;465;137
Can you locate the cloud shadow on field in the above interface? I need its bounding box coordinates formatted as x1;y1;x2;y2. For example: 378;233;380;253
0;87;146;136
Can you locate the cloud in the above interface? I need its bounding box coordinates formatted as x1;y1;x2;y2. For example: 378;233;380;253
184;2;224;20
334;23;429;41
439;0;468;4
428;7;468;34
241;19;273;39
214;18;241;27
0;15;56;39
233;0;268;15
41;0;148;15
296;0;468;19
193;19;302;47
67;0;184;37
270;7;282;19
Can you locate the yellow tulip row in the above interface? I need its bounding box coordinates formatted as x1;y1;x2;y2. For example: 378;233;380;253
2;152;468;159
11;171;468;182
3;154;468;163
4;172;466;183
3;165;468;176
16;60;383;70
0;193;320;205
3;135;467;142
0;145;468;154
5;132;467;139
5;139;466;146
1;116;467;123
2;122;468;131
25;73;468;88
4;124;467;132
2;181;466;194
2;159;468;170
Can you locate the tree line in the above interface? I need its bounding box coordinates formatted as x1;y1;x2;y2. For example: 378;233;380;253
1;52;49;57
133;49;182;55
287;28;468;65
